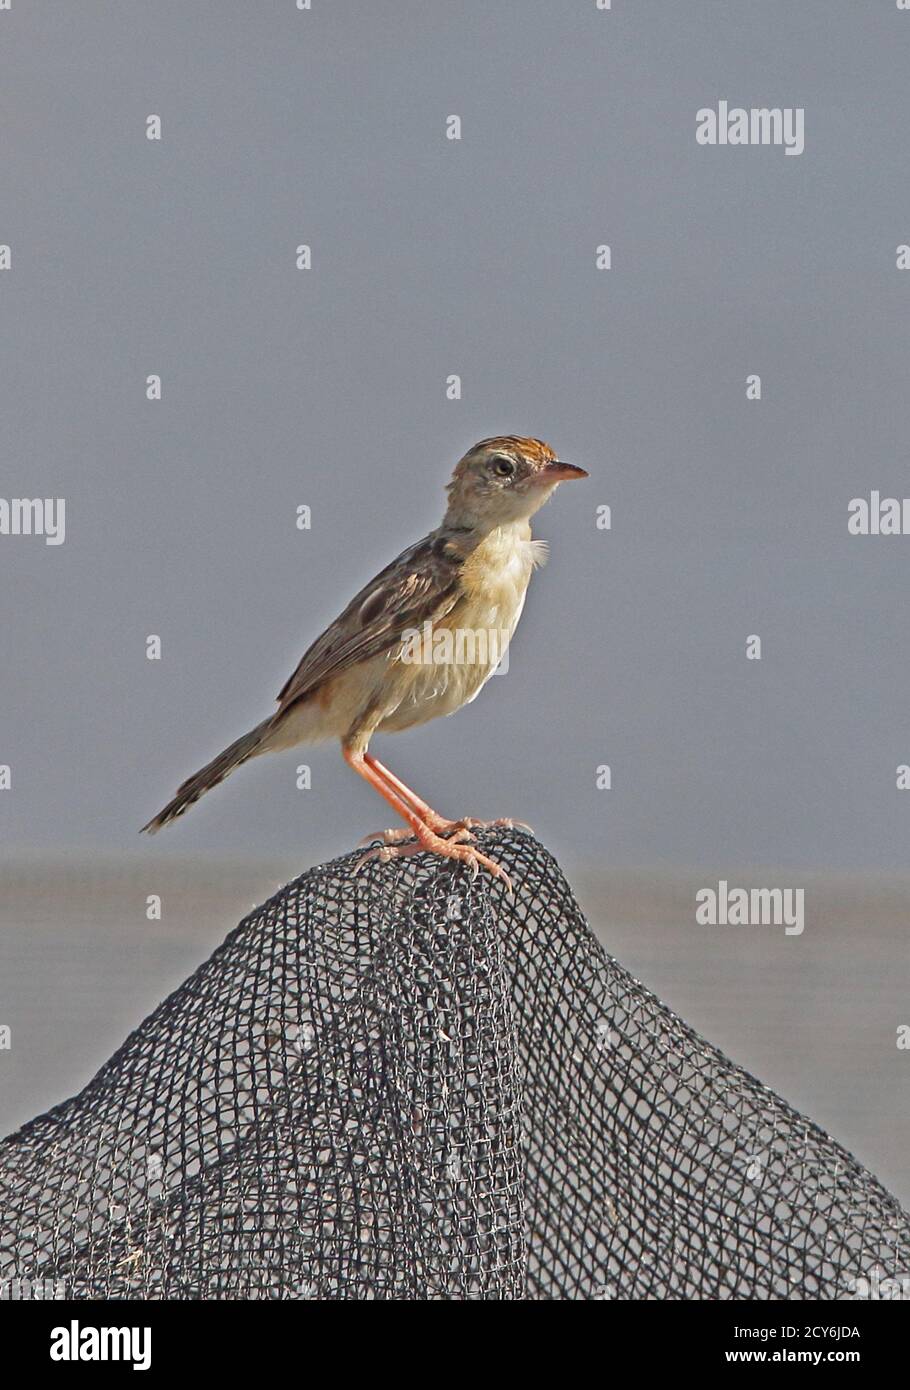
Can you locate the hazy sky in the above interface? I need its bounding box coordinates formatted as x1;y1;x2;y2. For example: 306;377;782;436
2;0;909;873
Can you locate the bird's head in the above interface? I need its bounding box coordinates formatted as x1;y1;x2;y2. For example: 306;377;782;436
443;436;587;531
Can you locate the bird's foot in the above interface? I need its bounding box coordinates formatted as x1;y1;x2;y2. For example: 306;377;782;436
359;815;530;847
353;827;513;894
358;824;474;847
449;815;533;834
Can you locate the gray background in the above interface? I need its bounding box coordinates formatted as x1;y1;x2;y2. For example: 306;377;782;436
2;3;909;1207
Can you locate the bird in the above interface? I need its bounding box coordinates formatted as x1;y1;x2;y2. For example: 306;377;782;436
141;436;587;889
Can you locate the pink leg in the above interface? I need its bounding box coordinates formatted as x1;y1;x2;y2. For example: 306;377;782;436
343;746;513;892
361;752;531;844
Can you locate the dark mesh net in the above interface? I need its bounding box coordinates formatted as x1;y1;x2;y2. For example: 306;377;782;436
1;830;907;1300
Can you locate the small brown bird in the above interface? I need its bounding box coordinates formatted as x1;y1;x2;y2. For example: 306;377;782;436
141;436;587;888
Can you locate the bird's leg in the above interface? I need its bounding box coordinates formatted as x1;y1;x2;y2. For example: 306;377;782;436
343;747;512;892
360;753;532;844
359;754;472;842
348;749;472;847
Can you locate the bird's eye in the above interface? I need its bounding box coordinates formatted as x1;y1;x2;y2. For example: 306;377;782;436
490;456;515;478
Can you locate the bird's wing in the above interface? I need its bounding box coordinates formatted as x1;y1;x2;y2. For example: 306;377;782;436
274;530;468;714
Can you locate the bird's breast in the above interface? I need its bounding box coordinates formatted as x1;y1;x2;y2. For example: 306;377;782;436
375;525;541;734
456;524;540;628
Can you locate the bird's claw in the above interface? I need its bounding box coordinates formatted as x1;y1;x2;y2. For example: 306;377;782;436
358;816;530;848
353;842;402;870
358;827;412;847
359;824;476;847
449;816;533;835
352;833;513;895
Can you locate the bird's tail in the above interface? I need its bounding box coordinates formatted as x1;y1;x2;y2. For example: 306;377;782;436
140;718;272;834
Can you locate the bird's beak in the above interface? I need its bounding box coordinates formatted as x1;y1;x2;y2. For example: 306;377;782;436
535;461;588;484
